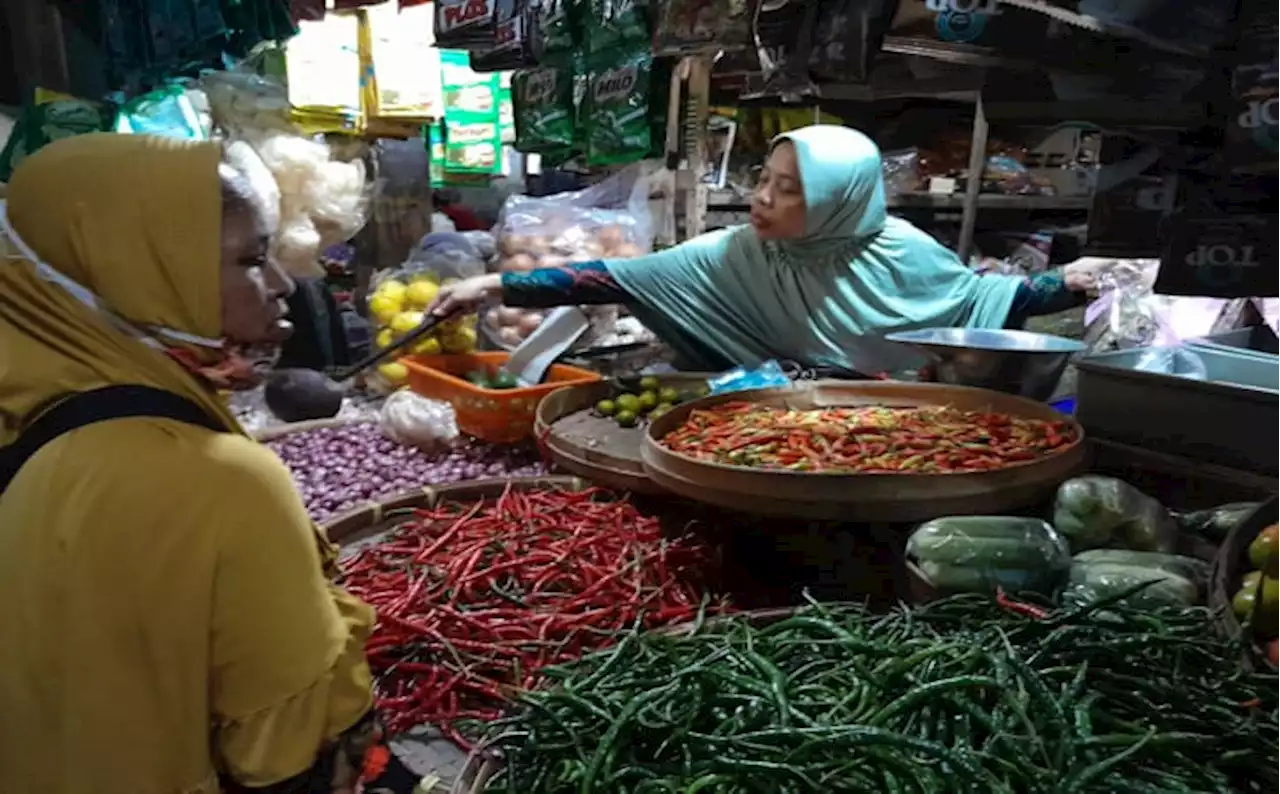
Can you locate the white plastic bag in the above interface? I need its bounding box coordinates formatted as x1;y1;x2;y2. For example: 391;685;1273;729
379;390;459;450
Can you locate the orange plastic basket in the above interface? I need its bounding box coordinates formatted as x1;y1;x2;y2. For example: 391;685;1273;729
403;352;601;443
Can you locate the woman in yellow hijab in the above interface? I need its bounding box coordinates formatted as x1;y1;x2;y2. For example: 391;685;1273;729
0;134;404;793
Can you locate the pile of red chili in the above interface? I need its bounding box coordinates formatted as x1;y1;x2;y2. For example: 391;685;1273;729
661;401;1077;473
337;486;726;746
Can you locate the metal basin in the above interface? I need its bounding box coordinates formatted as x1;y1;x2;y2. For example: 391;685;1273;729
885;328;1085;401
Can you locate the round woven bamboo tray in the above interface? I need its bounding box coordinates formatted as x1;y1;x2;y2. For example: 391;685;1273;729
448;607;797;794
642;380;1089;522
320;475;589;547
1208;496;1278;669
534;374;713;494
250;416;365;442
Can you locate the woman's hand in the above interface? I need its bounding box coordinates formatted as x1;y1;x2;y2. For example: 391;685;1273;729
426;273;502;317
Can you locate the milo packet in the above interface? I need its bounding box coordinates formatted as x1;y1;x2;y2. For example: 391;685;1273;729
531;0;579;66
585;0;650;54
511;67;575;153
435;0;501;49
1223;1;1277;174
0;90;118;183
585;48;653;166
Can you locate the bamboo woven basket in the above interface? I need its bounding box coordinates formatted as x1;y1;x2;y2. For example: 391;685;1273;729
641;380;1089;522
447;608;797;794
533;374;714;494
1208;496;1278;669
320;475;589;547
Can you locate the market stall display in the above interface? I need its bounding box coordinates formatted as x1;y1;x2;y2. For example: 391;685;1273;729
264;421;548;520
534;374;712;493
466;593;1278;793
329;479;729;746
642;381;1087;521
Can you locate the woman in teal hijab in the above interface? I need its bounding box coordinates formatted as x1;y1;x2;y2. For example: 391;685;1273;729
432;126;1089;374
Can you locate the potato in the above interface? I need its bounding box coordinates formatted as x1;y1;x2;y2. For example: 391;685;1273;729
496;306;523;326
500;234;528;256
526;235;551;256
538;254;567;269
517;312;544;336
596;224;626;251
611;242;642;258
498;326;521;346
502;252;537;272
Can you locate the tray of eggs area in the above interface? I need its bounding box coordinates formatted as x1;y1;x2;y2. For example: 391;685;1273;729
483;220;651;352
640;380;1087;522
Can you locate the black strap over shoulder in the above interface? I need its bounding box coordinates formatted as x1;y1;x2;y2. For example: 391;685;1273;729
0;385;227;494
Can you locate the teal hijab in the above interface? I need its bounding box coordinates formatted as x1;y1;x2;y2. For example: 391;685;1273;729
607;125;1024;373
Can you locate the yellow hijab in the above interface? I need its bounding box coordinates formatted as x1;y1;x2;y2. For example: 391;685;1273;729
0;134;372;793
0;132;239;444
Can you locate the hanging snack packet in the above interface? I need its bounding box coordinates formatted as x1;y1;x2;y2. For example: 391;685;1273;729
742;0;819;102
713;0;802;76
531;0;580;65
0;90;118;183
471;0;537;72
512;67;576;153
809;0;896;84
652;0;755;56
435;0;500;49
1222;0;1277;174
585;0;651;54
584;48;653;166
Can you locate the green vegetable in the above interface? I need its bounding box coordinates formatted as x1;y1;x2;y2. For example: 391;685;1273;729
1062;560;1199;610
638;375;660;392
614;393;640;413
1175;502;1261;542
482;594;1278;793
614;409;638;428
489;370;519;390
466;370;491;387
1052;475;1177;553
906;516;1071;596
595;398;616;417
637;390;658;412
657;387;680;404
1071;549;1209;589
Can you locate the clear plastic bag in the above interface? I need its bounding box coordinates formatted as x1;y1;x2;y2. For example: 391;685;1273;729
880;148;922;198
379;390;460;450
1052;475;1178;553
366;235;487;376
906;516;1072;596
487;163;655;349
1132;347;1209;379
708;360;791;395
1061;557;1200;610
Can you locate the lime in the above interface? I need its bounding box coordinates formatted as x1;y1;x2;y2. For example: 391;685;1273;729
658;387;680;404
615;409;638;428
650;402;674;419
639;375;661;392
638;390;658;411
595;399;617;416
615;393;641;413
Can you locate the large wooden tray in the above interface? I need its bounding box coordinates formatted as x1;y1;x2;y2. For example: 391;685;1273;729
533;374;713;494
641;381;1088;522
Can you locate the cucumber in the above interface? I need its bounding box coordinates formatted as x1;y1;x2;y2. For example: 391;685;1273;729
1070;549;1209;590
906;516;1072;596
1062;561;1199;609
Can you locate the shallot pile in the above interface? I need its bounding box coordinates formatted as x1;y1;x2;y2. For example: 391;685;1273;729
267;422;550;520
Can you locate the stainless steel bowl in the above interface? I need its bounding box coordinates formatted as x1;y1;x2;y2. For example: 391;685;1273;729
885;328;1085;401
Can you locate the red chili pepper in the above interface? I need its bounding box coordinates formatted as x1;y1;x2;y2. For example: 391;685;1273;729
995;588;1050;620
343;487;730;749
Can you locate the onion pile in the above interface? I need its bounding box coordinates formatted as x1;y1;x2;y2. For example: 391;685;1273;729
267;422;550;520
488;221;644;347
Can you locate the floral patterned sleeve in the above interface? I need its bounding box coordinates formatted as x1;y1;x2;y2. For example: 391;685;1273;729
500;260;631;308
1005;270;1088;328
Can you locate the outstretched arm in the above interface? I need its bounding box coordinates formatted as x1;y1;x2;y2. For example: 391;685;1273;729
501;260;630;308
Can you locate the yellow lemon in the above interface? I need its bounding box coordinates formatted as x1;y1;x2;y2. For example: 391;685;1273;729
368;293;402;324
375;328;395;349
375;279;408;302
377;361;408;384
412;335;442;356
442;326;478;353
390;310;426;335
405;280;441;309
409;271;440;285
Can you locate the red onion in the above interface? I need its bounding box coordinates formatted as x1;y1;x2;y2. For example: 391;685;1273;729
266;422;552;521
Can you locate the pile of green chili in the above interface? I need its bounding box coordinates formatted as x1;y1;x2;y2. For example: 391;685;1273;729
479;590;1278;793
